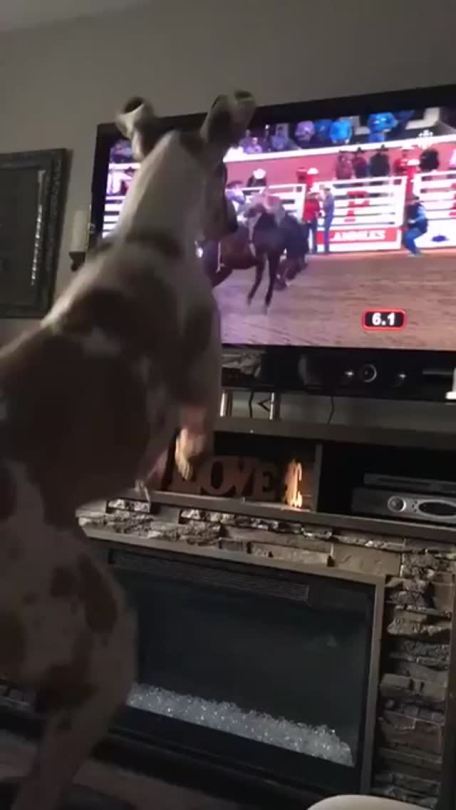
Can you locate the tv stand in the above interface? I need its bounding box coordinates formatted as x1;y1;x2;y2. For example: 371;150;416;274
104;393;456;543
73;398;456;810
226;347;456;402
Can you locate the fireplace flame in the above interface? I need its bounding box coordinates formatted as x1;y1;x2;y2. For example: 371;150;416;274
283;460;304;508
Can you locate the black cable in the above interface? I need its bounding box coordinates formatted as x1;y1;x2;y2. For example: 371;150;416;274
326;394;335;425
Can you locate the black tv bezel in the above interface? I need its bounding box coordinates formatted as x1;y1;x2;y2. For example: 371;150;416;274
90;82;456;373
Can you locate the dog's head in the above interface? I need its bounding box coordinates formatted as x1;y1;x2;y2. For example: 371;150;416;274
116;96;162;161
116;91;255;242
198;91;255;240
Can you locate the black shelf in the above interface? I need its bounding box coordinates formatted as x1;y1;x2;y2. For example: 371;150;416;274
105;490;455;544
215;416;456;452
98;416;456;548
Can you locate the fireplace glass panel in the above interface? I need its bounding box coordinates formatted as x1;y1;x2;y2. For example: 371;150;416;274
113;550;380;794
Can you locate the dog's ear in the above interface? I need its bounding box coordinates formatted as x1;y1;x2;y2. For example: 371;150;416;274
116;97;160;160
200;90;256;160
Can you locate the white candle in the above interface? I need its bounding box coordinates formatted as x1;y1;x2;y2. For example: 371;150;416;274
70;209;90;252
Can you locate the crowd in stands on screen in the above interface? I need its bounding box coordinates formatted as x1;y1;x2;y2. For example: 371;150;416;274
232;110;424;156
332;145;391;180
390;110;415;138
367;112;398;142
352;148;369;178
369;145;391;176
240;131;263;154
240;125;299;154
329;118;353;145
109;139;133;163
295;121;315;146
331;143;444;182
313;119;333;145
419;146;440;172
237;120;354;154
393;146;413;175
335;151;355;180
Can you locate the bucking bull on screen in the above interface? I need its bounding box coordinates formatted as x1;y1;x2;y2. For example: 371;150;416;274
201;189;309;310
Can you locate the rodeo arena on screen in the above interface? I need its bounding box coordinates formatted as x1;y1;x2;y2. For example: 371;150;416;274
103;106;456;349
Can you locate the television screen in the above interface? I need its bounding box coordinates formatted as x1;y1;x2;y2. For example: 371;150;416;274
99;102;456;350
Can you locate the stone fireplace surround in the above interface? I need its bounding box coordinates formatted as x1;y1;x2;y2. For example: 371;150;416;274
79;499;456;810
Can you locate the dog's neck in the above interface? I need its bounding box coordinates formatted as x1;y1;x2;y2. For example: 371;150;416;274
115;131;205;250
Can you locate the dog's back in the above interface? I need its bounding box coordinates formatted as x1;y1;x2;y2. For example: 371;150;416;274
0;90;255;810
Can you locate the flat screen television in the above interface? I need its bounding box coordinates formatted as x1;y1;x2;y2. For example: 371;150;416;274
90;84;456;360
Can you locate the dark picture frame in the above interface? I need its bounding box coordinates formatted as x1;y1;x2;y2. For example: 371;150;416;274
0;149;68;318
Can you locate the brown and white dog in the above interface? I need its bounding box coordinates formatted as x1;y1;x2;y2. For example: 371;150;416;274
0;90;255;810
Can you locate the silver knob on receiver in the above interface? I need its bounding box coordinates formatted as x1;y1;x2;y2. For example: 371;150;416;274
388;496;406;513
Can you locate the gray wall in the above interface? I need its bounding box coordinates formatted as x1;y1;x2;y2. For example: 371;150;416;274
1;0;456;342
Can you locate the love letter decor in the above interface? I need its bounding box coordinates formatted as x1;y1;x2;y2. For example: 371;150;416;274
170;455;281;501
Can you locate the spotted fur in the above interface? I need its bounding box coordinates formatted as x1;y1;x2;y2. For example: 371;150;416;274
0;90;255;810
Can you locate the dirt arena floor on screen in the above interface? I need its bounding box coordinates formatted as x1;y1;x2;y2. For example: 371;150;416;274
214;250;456;349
